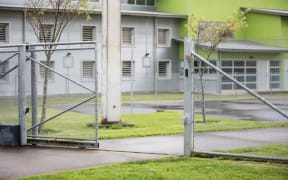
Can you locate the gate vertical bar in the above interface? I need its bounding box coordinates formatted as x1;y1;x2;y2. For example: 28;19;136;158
30;46;38;135
18;44;27;145
94;41;99;144
183;38;195;156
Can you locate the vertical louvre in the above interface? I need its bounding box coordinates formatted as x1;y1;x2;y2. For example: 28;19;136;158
0;23;8;42
158;29;169;46
122;27;134;45
0;61;8;80
39;24;53;42
158;61;169;78
122;61;134;78
82;26;96;41
82;61;95;79
40;61;55;80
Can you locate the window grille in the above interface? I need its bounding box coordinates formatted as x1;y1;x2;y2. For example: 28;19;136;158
122;61;134;78
82;26;96;41
270;60;281;89
157;29;170;47
122;27;134;45
194;60;217;74
0;61;8;80
82;61;95;79
121;0;155;6
0;23;8;43
39;24;53;42
221;60;256;90
158;61;171;79
40;61;55;80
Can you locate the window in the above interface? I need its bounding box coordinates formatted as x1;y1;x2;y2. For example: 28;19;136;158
121;0;155;6
157;28;170;47
82;26;96;41
221;60;256;90
0;23;9;43
39;24;53;42
40;61;55;80
136;0;145;5
158;60;172;79
122;60;135;79
82;61;95;79
73;0;100;2
0;61;8;80
198;21;234;40
194;60;217;74
122;27;135;45
146;0;155;6
270;60;281;89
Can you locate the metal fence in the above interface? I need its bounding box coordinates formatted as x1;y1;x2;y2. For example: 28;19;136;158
0;42;99;148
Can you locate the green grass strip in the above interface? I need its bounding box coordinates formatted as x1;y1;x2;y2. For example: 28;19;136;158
20;157;288;180
218;143;288;158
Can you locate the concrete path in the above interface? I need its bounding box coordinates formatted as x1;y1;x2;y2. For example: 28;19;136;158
0;127;287;180
101;127;288;154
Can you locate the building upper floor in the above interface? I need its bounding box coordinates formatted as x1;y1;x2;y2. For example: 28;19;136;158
0;0;158;12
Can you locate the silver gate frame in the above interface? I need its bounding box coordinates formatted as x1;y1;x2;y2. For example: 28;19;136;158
0;41;99;147
183;38;288;156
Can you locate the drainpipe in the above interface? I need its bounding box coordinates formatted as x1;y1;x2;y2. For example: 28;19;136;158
22;11;26;44
153;17;158;93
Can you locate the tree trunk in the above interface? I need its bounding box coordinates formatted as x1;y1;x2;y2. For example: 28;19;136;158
38;53;52;133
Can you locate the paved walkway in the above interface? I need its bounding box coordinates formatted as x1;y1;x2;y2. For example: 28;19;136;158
0;127;287;180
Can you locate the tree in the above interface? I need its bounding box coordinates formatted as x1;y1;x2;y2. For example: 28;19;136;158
186;10;248;123
25;0;91;132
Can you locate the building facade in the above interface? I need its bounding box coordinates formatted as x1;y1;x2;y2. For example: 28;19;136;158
158;0;288;94
0;0;287;96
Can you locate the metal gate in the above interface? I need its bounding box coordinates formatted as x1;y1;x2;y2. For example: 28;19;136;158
0;41;99;148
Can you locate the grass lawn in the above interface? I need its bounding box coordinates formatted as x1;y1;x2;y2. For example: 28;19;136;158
30;110;288;139
218;143;288;158
37;92;288;104
20;157;288;180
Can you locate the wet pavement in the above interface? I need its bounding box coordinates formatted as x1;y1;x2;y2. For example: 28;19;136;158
51;97;288;122
1;127;287;179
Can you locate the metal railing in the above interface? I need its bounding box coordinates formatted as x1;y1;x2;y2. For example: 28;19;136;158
0;41;99;147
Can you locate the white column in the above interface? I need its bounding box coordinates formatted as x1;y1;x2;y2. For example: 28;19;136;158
256;60;269;91
101;0;121;123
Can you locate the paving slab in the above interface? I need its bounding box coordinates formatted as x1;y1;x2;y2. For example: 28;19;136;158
0;127;287;179
0;147;164;180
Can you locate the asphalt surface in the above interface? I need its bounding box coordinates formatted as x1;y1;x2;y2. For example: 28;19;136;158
1;127;287;180
51;97;288;122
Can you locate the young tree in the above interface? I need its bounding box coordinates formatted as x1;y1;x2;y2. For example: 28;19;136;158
186;10;248;123
25;0;91;132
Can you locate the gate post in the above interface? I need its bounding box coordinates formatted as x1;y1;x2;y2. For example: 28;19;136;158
30;46;38;136
183;38;195;156
18;45;27;145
